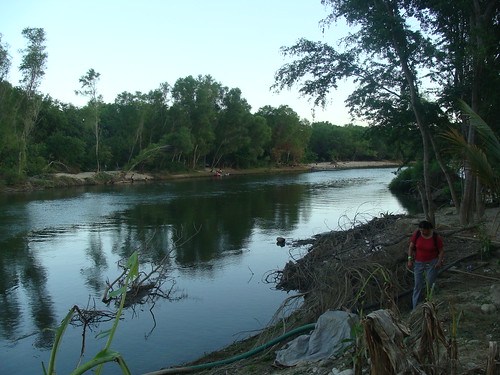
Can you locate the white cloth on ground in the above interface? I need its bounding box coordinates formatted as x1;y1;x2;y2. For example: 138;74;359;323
275;310;359;366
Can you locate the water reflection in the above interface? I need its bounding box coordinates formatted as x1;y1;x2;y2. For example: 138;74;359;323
0;235;57;349
0;169;414;374
81;230;109;293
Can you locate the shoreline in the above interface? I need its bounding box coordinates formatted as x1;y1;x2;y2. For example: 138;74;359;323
170;206;500;375
1;160;401;193
58;160;401;182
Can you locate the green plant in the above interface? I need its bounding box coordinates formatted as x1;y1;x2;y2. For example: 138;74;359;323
448;304;462;375
349;266;392;375
42;251;139;375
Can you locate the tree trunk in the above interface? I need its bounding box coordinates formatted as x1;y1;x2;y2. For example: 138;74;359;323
191;144;199;170
459;0;496;224
429;133;460;213
382;0;435;224
95;117;100;173
18;96;42;175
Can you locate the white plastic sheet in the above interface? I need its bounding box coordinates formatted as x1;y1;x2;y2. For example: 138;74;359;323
275;310;359;366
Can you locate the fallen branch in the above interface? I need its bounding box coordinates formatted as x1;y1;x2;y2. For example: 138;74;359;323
447;268;500;282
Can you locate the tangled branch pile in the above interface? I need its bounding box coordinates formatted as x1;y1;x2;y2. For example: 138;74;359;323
269;213;479;324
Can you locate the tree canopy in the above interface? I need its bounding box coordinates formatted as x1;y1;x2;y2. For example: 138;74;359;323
273;0;499;224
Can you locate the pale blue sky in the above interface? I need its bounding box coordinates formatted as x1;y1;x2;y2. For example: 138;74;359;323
1;0;357;124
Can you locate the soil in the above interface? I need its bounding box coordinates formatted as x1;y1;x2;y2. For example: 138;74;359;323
159;207;500;375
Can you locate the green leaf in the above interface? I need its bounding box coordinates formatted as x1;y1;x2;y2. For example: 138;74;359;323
94;348;121;360
125;251;139;278
44;306;77;375
95;329;112;339
108;286;127;297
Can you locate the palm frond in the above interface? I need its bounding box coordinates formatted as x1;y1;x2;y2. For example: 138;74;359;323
459;100;500;165
441;100;500;197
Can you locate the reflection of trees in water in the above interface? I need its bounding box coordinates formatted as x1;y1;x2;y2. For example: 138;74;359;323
0;237;24;340
0;235;56;349
104;181;308;268
161;183;307;265
81;229;109;293
393;192;421;215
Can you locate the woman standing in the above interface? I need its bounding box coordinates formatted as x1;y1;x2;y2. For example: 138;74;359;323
407;220;444;309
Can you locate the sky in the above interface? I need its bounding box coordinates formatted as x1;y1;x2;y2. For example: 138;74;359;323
0;0;359;125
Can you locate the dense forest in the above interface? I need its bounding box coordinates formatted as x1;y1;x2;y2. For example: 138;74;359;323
1;0;499;227
0;30;398;186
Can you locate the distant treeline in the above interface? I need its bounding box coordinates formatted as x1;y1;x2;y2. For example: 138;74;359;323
0;74;401;185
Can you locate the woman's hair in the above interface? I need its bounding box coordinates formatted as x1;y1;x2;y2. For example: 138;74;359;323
418;220;433;229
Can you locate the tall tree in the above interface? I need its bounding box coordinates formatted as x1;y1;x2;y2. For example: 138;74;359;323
75;68;103;172
413;0;499;224
274;0;498;224
0;33;10;83
0;33;13;149
257;105;310;164
211;87;252;169
171;75;221;168
17;27;47;175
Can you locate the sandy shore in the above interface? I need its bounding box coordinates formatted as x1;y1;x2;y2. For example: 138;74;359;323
54;161;400;183
54;170;153;182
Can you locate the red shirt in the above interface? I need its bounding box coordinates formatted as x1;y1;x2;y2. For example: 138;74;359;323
410;231;443;262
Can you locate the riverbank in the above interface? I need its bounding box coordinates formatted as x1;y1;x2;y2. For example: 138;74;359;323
155;207;500;375
0;160;400;193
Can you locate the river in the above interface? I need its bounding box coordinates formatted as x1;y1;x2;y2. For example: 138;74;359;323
0;168;411;374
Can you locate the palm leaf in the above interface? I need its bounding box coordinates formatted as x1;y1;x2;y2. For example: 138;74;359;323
459;100;500;165
441;101;500;197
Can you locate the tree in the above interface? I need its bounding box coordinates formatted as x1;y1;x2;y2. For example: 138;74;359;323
170;75;221;169
443;101;500;200
0;35;15;178
75;68;103;172
412;0;499;224
257;105;310;165
235;115;271;167
211;87;252;169
17;27;47;175
0;33;10;83
273;0;499;225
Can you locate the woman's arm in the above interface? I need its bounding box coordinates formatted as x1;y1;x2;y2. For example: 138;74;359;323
407;242;415;269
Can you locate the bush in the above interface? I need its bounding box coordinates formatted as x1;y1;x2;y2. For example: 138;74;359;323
388;165;417;193
0;168;24;186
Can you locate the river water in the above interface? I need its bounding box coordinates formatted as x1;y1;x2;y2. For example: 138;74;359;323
0;168;411;374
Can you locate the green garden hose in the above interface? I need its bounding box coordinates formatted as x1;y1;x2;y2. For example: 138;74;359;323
141;323;316;375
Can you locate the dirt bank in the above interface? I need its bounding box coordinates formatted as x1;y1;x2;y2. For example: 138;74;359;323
160;207;500;375
53;161;399;183
1;160;400;192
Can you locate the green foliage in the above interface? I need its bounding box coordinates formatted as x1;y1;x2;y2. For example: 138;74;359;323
1;29;404;183
257;105;309;164
43;251;138;375
0;34;10;80
0;168;24;186
389;160;447;196
388;166;416;193
442;101;500;199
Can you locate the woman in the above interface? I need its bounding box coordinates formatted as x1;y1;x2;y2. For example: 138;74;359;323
407;220;444;309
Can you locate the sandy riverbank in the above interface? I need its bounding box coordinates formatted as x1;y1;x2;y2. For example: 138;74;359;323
0;160;400;193
54;160;401;183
